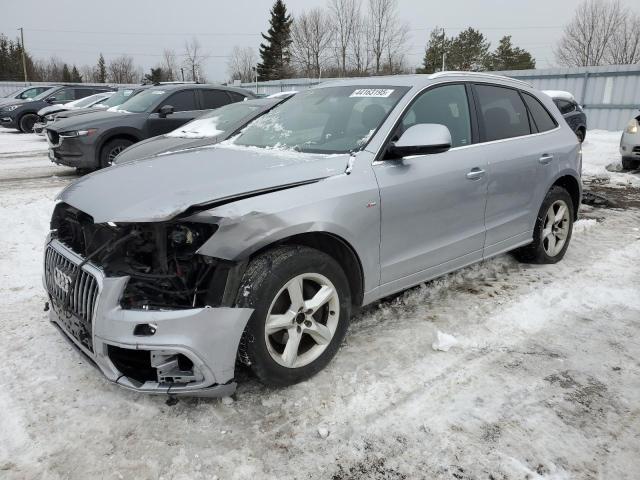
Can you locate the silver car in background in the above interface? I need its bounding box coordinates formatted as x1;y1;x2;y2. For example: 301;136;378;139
620;112;640;170
44;72;581;397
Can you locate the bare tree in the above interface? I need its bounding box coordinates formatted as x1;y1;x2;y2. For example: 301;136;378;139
227;46;258;83
291;8;334;78
328;0;360;76
80;64;97;83
349;13;371;75
366;0;406;74
555;0;625;66
605;10;640;64
183;38;209;82
107;55;138;83
161;49;178;81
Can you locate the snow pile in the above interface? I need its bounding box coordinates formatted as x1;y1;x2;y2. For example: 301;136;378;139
572;218;598;234
431;330;459;352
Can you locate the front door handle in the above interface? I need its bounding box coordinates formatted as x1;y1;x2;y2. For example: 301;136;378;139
466;168;486;180
539;154;554;164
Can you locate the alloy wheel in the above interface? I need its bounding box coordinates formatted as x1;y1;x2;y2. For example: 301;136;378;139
264;273;340;368
108;146;126;163
542;200;570;257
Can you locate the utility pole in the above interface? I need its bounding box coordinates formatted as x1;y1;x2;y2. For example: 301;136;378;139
180;67;185;81
18;27;28;82
441;27;446;72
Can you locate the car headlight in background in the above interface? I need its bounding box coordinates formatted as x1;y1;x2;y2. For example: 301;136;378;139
625;118;639;134
59;128;97;138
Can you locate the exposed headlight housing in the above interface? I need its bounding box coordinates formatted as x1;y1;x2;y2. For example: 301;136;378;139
59;128;97;138
4;105;19;112
45;114;54;121
625;118;639;134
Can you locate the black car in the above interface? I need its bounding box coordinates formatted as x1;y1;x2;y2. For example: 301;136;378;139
46;84;256;170
543;90;587;142
113;96;293;164
0;85;115;133
0;84;58;107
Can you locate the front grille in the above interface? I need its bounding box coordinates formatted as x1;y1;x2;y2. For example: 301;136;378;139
44;246;99;352
46;129;60;147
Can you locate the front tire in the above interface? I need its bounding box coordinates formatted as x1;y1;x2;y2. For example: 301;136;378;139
100;138;133;168
515;186;574;264
18;113;38;133
235;245;351;387
622;157;639;171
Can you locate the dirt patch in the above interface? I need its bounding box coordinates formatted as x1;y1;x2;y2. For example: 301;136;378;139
583;183;640;209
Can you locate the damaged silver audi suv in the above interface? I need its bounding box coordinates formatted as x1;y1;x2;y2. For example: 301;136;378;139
44;73;582;396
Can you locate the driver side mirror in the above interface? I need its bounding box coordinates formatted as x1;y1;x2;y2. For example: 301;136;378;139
387;123;452;159
158;105;174;118
45;97;57;104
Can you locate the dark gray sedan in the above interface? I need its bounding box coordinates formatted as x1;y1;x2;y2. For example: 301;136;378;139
113;97;291;164
46;84;255;170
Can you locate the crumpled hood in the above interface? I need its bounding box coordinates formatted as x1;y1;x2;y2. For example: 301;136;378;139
114;135;222;164
57;146;350;223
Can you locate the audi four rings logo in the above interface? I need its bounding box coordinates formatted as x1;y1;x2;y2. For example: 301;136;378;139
53;267;72;293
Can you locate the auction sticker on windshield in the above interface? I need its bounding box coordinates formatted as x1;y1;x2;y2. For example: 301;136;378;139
350;89;395;98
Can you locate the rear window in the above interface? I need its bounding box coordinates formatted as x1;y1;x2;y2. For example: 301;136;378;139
201;90;231;109
475;84;530;142
523;93;557;133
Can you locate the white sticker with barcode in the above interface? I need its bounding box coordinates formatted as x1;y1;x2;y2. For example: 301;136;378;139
350;88;394;98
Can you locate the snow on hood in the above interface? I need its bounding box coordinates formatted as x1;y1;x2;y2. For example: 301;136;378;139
57;146;350;223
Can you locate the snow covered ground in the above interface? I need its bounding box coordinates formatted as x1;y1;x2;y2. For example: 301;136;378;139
0;128;639;479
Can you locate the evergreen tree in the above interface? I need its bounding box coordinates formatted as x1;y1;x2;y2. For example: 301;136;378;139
71;65;82;82
417;27;450;74
487;36;536;71
62;63;72;82
257;0;293;80
144;67;164;84
96;53;107;83
447;28;491;71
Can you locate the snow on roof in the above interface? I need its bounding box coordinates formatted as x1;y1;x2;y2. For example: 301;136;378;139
542;90;576;101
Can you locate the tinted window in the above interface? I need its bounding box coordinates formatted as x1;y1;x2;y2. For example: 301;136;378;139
162;90;197;112
73;89;96;100
475;84;530;141
555;99;576;115
116;89;166;113
400;84;471;148
229;92;246;102
523;93;557;133
201;90;231;109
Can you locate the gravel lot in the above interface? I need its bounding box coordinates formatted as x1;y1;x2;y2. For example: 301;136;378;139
0;129;639;480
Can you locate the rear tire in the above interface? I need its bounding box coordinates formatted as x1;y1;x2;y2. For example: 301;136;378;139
100;138;133;168
234;245;351;387
622;157;639;171
18;113;38;133
515;186;574;264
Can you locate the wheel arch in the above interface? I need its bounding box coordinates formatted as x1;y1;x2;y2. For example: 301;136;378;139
95;129;142;164
551;173;581;220
252;231;365;309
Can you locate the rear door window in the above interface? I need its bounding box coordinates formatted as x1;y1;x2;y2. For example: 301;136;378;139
475;84;531;141
201;90;232;109
51;88;76;102
523;93;558;133
161;90;197;112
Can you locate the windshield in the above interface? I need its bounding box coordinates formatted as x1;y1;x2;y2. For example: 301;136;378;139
166;102;265;139
30;87;60;102
113;89;165;113
231;86;408;153
100;89;136;108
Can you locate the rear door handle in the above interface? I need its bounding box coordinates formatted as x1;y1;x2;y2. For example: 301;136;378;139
466;168;486;180
539;154;554;164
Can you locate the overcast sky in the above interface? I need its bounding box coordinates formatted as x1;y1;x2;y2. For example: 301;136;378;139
2;0;639;82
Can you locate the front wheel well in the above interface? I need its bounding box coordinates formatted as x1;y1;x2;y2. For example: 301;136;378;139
252;232;364;309
552;175;581;220
97;133;139;161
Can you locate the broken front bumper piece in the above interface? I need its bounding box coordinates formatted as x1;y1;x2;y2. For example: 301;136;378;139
44;238;252;397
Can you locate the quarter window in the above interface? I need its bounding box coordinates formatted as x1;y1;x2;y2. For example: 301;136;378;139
161;90;197;112
523;93;558;133
399;84;472;148
555;99;576;115
475;84;530;141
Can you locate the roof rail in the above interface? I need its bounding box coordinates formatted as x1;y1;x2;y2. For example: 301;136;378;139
429;71;533;88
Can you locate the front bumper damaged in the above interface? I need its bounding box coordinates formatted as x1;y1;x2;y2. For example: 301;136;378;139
44;238;252;397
